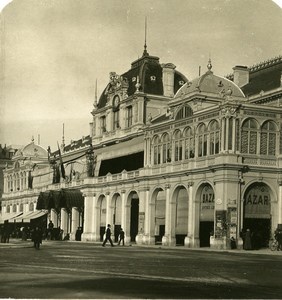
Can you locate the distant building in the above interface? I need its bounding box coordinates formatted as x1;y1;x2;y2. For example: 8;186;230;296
0;144;21;210
2;48;282;249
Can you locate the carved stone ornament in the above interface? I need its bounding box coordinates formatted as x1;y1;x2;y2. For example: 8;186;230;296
106;72;129;96
220;105;238;117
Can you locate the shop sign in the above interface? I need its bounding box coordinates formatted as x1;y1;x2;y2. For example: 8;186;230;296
244;185;270;219
200;185;214;221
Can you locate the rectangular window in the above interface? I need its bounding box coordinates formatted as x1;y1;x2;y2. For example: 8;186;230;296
127;106;133;127
113;111;120;130
100;116;106;134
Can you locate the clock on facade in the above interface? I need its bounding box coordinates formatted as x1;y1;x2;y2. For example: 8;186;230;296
113;95;120;108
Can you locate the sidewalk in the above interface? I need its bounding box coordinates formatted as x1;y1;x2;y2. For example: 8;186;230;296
1;238;281;255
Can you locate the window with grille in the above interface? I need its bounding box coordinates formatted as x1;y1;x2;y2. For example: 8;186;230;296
174;130;183;161
126;106;133;127
209;120;220;155
260;121;277;156
161;133;171;163
113;110;120;130
184;127;195;159
198;124;207;157
241;118;258;154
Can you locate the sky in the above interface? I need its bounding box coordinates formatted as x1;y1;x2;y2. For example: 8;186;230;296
0;0;282;151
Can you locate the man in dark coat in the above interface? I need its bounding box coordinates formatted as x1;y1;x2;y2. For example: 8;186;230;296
118;228;125;246
32;226;43;250
102;224;114;247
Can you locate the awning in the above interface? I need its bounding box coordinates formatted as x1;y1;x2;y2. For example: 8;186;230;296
36;189;83;210
0;212;23;224
12;210;48;223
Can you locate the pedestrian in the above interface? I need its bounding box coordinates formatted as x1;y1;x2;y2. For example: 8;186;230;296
32;226;43;250
118;228;125;246
276;229;282;250
48;220;54;240
102;224;114;247
244;228;252;250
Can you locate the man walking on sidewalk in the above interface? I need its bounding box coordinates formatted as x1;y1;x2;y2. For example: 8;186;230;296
102;224;114;247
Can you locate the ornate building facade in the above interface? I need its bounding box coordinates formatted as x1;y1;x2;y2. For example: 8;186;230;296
2;49;282;249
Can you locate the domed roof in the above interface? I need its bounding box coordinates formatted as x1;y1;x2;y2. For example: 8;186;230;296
97;50;188;109
14;140;48;160
175;60;245;99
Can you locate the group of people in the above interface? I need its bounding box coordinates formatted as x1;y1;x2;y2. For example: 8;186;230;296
102;224;125;247
274;228;282;250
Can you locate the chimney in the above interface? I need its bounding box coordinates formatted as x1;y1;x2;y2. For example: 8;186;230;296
233;65;249;87
162;63;176;97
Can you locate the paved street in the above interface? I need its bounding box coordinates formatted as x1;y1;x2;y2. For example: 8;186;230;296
0;239;282;299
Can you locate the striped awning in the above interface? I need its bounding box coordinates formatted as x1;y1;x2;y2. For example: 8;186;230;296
0;212;23;224
12;210;48;223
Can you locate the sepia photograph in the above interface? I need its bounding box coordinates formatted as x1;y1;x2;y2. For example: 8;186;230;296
0;0;282;299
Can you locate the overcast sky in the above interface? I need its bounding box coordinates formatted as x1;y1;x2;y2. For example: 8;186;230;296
0;0;282;151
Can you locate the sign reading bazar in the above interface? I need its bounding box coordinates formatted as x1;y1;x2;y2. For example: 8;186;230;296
244;184;271;219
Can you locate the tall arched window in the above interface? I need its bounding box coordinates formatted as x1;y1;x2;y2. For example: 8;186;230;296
7;205;11;213
173;130;183;161
241;118;259;154
161;133;171;163
13;204;17;212
183;127;194;159
260;121;277;156
19;203;24;212
209;120;220;155
197;123;207;157
152;135;161;165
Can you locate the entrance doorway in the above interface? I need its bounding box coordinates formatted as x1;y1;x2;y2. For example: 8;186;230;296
200;221;214;247
199;184;215;247
130;198;139;242
243;183;271;249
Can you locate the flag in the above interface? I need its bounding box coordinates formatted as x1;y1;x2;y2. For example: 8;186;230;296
57;142;66;179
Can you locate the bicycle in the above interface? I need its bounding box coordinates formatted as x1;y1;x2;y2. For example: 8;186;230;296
269;239;279;251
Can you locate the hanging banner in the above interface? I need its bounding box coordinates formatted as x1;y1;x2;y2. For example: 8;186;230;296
244;184;270;219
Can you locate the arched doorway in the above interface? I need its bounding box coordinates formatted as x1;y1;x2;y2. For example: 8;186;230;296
174;186;188;246
243;183;271;248
112;193;122;242
199;184;214;247
155;189;166;244
98;195;106;241
128;192;139;242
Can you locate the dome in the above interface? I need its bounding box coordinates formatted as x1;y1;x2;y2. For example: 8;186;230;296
97;51;188;109
175;61;245;99
13;141;48;160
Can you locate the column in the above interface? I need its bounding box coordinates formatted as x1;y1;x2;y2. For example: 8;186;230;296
162;184;176;246
70;207;80;241
135;188;147;245
60;208;69;239
225;117;229;151
278;181;282;224
221;118;225;152
105;192;112;226
232;117;236;152
81;191;96;241
50;209;58;227
184;182;195;247
143;188;155;245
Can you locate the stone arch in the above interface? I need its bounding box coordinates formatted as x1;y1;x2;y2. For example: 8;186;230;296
111;192;122;242
97;194;107;241
125;190;140;242
241;181;276;248
195;182;215;247
171;184;189;245
151;186;166;244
